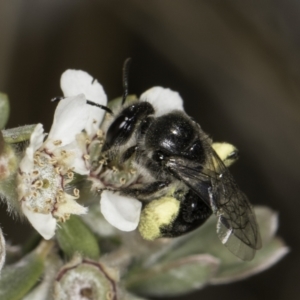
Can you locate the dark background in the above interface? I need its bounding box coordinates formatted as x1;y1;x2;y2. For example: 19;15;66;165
1;1;299;299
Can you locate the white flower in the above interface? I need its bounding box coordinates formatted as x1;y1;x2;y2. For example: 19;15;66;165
140;86;184;116
18;70;108;239
60;70;107;137
0;226;5;272
18;112;87;239
100;190;142;231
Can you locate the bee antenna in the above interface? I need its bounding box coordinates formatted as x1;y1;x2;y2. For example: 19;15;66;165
51;96;65;102
51;96;113;115
86;100;113;114
122;57;132;105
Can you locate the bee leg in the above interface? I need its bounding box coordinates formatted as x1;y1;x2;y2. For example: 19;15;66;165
161;189;212;237
123;181;170;199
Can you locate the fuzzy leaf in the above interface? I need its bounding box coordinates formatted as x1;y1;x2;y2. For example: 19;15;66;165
0;93;9;129
0;246;45;300
22;254;62;300
2;125;37;144
125;255;219;297
137;205;288;292
154;206;283;264
211;237;288;284
56;215;100;260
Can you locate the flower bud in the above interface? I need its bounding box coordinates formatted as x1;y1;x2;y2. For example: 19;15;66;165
0;135;19;213
54;255;119;300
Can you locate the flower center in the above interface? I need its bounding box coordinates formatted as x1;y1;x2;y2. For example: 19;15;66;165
18;151;65;214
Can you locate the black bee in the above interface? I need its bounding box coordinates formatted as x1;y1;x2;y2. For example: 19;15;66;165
98;93;261;262
92;59;261;261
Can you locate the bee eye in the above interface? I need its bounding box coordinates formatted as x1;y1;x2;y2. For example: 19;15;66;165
103;102;154;151
182;140;205;162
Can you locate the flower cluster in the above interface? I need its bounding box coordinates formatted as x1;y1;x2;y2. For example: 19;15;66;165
16;69;188;240
17;70;108;239
0;69;288;299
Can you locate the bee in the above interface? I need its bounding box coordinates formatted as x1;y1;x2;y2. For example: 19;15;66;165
88;59;261;261
96;90;261;262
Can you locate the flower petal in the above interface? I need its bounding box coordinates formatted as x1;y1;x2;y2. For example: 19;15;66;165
22;203;56;240
100;191;142;231
0;227;5;272
60;69;108;137
45;94;88;151
53;139;89;175
140;87;184;116
19;124;45;173
55;194;88;218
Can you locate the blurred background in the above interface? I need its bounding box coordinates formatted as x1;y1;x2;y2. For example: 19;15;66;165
0;1;299;299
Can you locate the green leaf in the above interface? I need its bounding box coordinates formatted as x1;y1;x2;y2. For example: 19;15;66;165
125;255;219;297
211;237;288;284
0;131;4;155
209;207;289;283
56;215;100;260
0;93;10;129
22;253;62;300
151;206;282;264
2;124;37;144
123;292;148;300
0;247;45;300
130;205;288;294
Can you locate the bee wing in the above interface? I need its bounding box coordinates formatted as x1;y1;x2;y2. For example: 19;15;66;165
166;150;262;261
